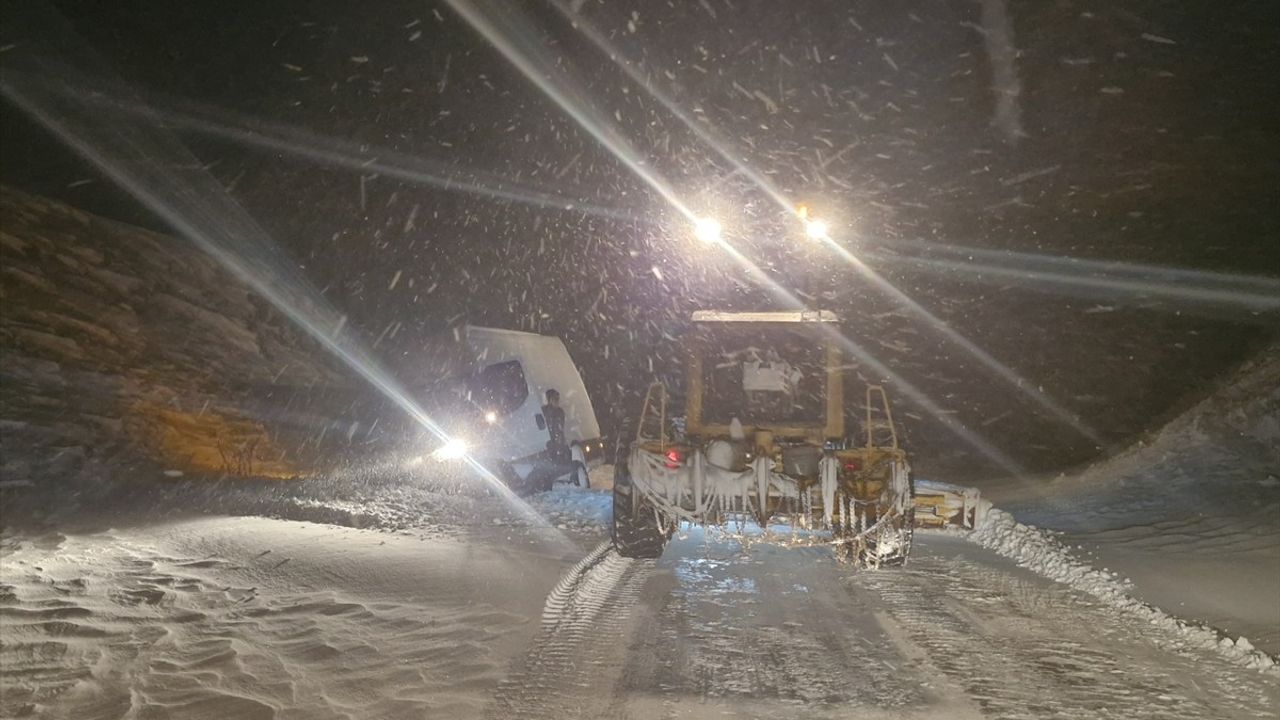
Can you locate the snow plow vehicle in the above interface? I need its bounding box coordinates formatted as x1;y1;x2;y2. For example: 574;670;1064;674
612;310;979;566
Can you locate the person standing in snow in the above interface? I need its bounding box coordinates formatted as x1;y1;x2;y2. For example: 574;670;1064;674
530;388;580;491
542;388;569;463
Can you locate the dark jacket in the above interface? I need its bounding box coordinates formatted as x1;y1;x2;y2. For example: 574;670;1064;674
542;403;568;461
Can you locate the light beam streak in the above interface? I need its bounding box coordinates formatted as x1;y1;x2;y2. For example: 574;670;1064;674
557;0;1276;314
442;0;697;222
886;238;1280;292
551;0;1099;445
819;238;1102;444
456;0;1031;475
1;65;562;537
712;241;1028;477
547;0;798;213
67;88;634;222
861;239;1280;313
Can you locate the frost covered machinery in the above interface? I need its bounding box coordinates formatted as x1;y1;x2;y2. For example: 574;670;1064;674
612;311;979;566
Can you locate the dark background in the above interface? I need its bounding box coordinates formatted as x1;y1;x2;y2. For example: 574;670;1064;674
3;0;1278;481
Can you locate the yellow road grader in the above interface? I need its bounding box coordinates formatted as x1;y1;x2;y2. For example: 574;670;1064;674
612;310;979;566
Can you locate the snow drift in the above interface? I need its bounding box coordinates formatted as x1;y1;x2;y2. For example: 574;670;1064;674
968;506;1277;674
975;345;1280;672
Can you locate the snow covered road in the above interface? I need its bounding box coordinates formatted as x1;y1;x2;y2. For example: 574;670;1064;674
491;529;1278;719
2;503;1277;719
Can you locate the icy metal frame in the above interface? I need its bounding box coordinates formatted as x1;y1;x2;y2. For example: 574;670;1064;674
685;312;844;441
617;309;980;566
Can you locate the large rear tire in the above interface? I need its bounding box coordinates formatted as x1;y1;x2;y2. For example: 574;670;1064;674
857;469;915;567
611;461;666;559
867;507;914;567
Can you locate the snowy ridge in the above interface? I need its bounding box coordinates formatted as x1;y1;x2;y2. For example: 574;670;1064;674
1057;347;1279;491
994;346;1279;656
966;505;1279;675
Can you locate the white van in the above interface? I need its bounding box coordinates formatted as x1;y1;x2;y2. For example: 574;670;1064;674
416;326;604;491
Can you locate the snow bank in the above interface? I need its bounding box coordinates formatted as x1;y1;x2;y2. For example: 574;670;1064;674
986;346;1279;511
984;346;1280;657
966;504;1278;675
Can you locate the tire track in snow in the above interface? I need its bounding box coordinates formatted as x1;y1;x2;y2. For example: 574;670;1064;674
857;547;1280;720
617;544;935;719
540;540;616;630
489;541;653;720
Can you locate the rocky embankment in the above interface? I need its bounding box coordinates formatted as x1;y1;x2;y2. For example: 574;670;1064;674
0;187;385;519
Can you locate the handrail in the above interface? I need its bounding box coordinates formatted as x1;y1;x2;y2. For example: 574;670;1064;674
865;385;899;450
636;381;668;450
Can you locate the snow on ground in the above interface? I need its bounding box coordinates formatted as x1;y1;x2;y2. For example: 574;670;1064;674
0;516;576;719
24;459;592;543
0;463;616;718
131;461;619;545
527;484;613;538
3;466;1277;719
984;348;1280;659
850;534;1279;720
968;506;1277;674
498;527;1280;719
4;406;1278;720
33;432;1276;682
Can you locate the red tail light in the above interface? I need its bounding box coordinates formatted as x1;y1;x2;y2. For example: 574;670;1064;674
665;448;683;469
843;460;861;473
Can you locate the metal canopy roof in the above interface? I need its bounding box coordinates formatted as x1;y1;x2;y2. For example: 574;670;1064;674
690;310;839;323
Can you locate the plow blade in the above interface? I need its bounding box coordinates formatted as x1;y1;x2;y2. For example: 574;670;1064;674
913;479;982;530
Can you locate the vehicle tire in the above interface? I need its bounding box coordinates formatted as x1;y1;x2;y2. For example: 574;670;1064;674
900;506;915;562
862;506;912;567
573;462;590;489
612;461;666;559
895;470;916;565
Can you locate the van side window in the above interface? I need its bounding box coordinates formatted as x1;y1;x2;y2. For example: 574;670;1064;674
471;360;529;416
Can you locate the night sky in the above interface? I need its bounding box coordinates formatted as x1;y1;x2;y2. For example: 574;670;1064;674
3;0;1278;480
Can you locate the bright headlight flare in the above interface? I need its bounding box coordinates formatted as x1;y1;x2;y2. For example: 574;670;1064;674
805;219;829;240
432;437;469;461
694;217;722;244
484;410;498;424
796;204;829;240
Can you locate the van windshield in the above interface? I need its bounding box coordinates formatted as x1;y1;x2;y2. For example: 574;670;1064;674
469;360;529;416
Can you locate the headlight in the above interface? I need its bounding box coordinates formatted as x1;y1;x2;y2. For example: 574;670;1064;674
797;204;829;240
432;437;469;461
693;217;722;243
484;410;498;424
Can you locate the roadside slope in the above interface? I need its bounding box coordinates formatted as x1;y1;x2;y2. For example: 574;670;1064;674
996;346;1279;654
